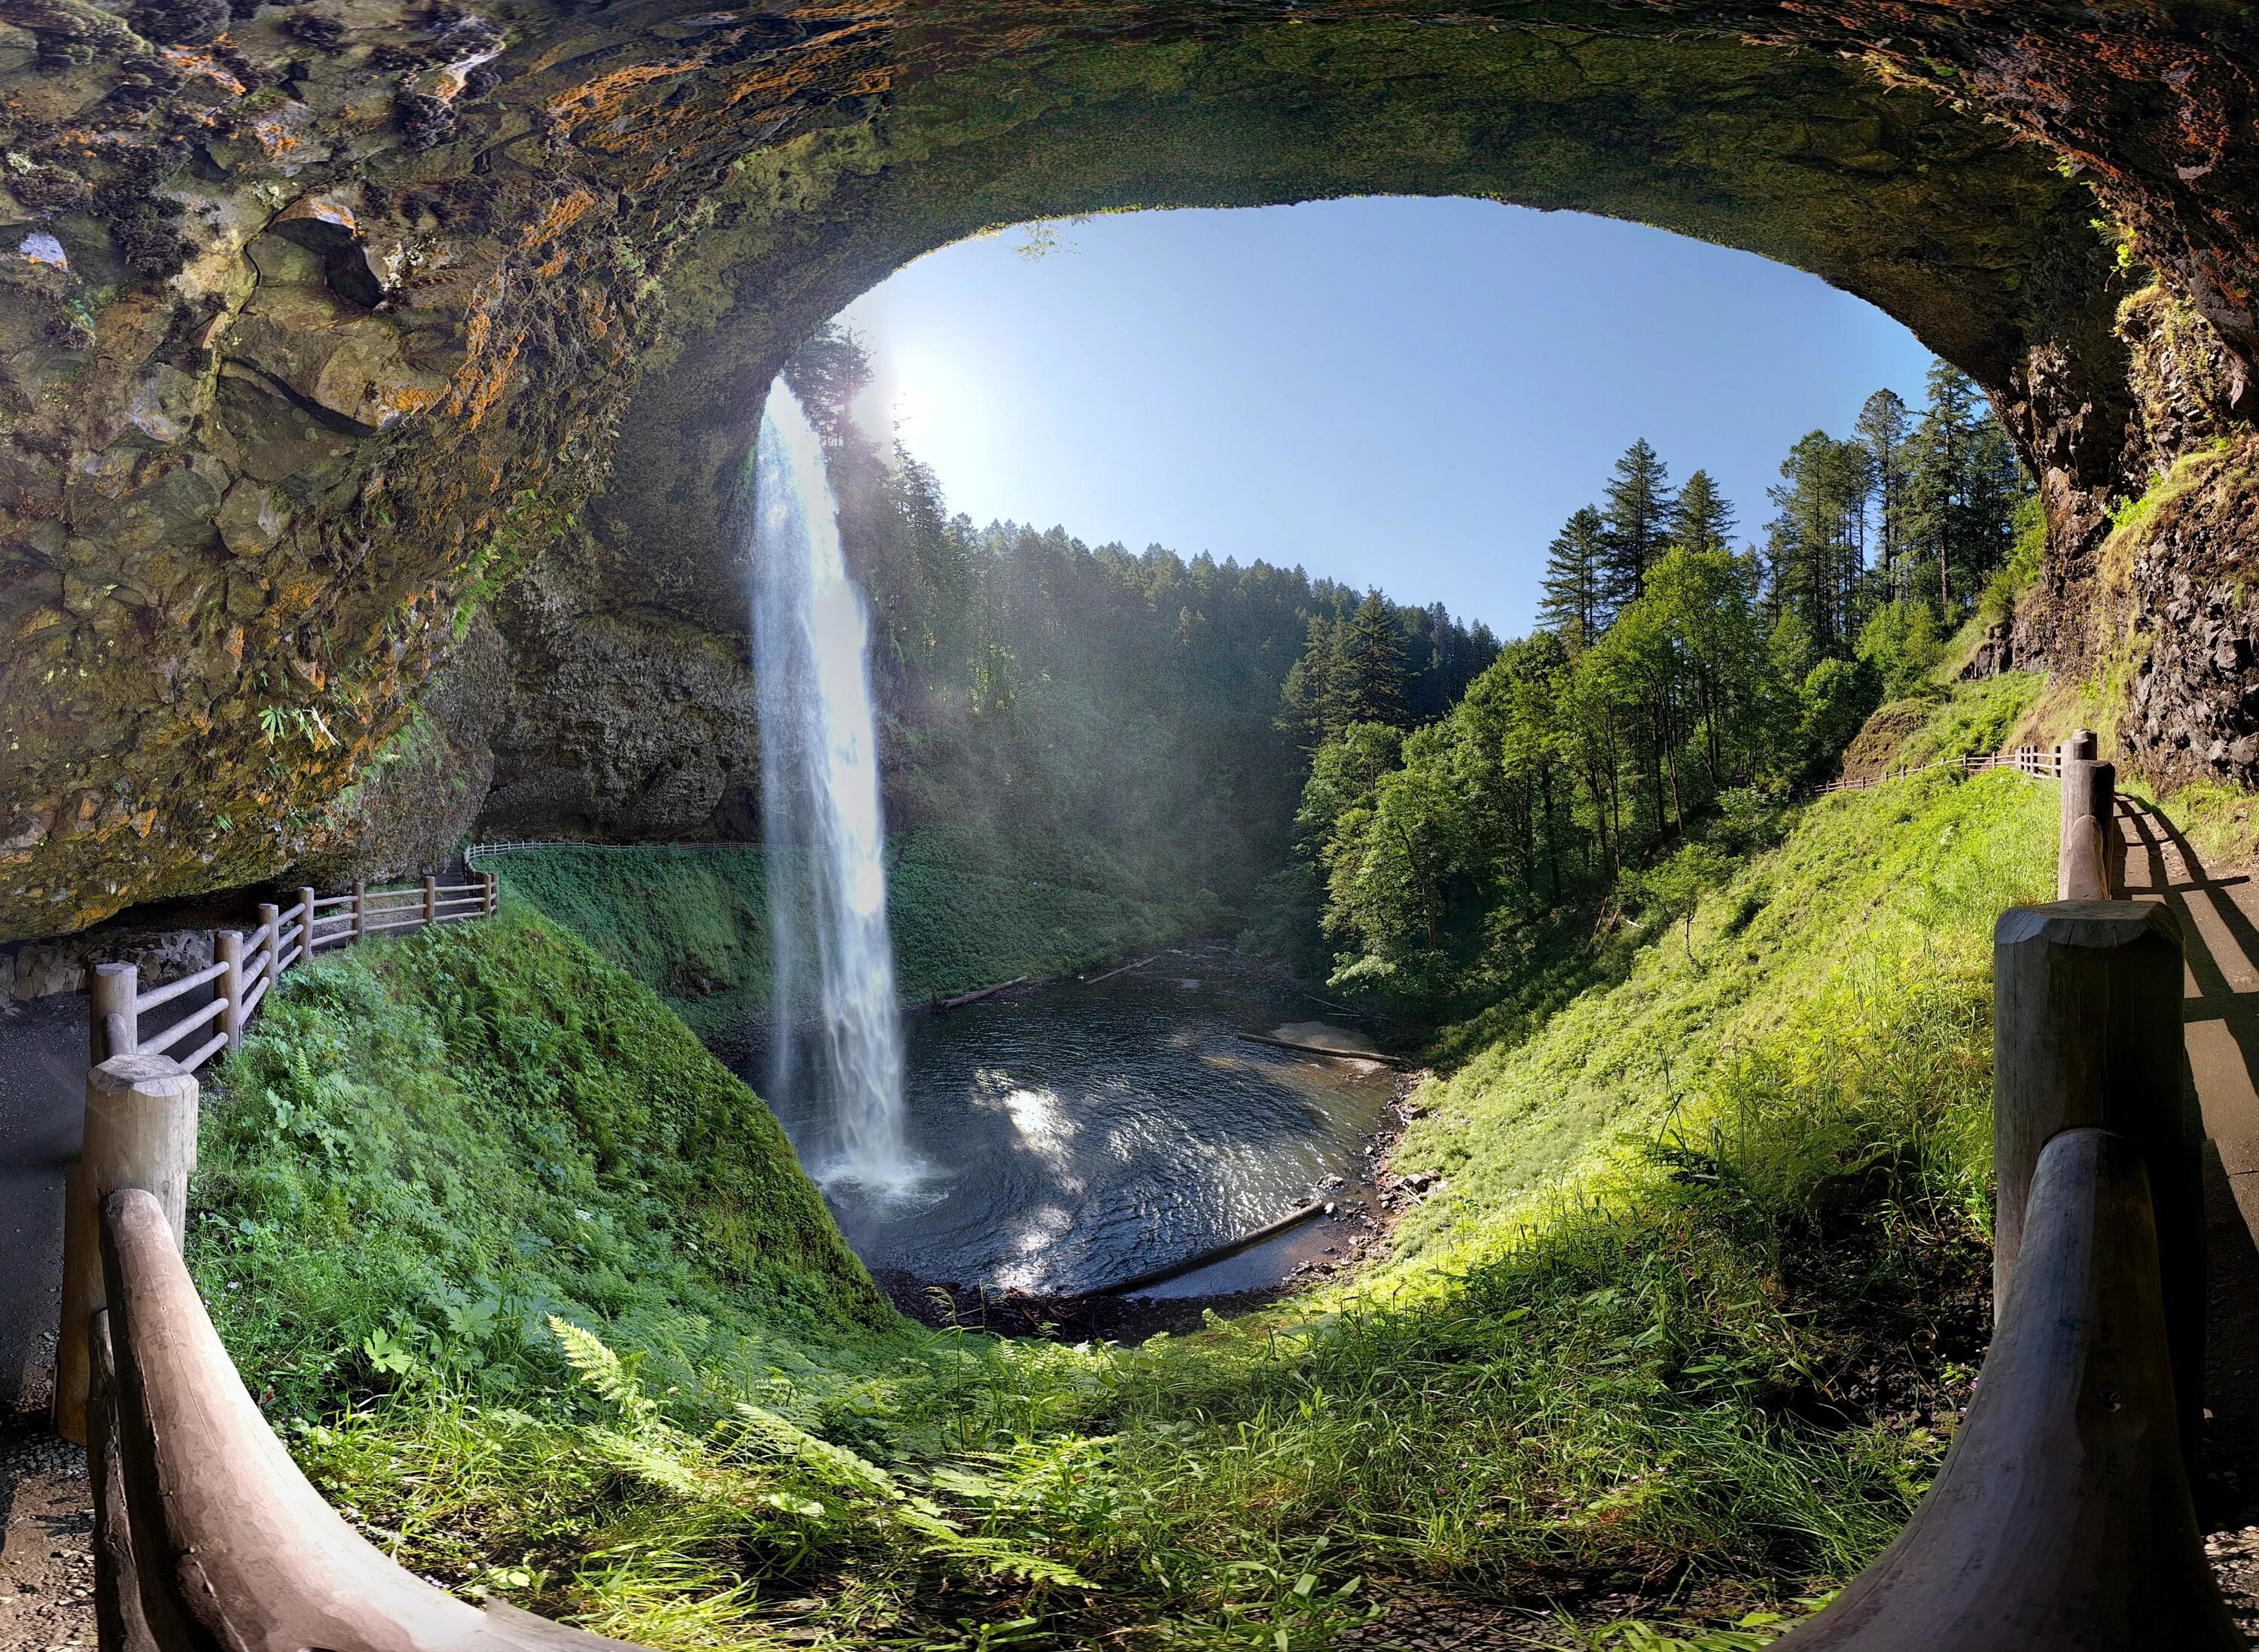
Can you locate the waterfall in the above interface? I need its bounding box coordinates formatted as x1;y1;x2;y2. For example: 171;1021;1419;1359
750;379;917;1192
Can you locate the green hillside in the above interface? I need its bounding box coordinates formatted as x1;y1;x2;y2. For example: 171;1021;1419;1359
187;694;2057;1648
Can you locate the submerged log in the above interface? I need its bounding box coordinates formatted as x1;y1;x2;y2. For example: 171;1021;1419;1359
1236;1031;1409;1067
1094;1199;1331;1297
930;976;1029;1011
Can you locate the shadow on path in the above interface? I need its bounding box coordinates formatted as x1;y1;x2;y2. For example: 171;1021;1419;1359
2119;800;2259;1522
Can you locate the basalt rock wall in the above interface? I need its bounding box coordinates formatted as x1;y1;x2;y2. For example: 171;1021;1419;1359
2;3;2257;939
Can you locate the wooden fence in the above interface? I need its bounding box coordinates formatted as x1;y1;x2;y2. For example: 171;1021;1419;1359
48;739;2248;1648
57;873;497;1446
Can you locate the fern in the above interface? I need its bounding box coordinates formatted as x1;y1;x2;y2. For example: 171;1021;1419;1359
552;1318;658;1431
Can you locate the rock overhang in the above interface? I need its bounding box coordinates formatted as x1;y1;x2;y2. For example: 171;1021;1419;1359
0;1;2251;939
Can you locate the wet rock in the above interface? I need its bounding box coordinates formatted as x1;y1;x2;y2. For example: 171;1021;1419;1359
215;479;288;556
5;2;2259;937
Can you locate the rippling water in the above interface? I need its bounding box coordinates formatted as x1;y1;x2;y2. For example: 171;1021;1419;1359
739;952;1392;1297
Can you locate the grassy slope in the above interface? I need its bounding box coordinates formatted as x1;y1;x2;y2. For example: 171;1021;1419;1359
192;709;2057;1649
494;830;1181;1037
191;908;889;1419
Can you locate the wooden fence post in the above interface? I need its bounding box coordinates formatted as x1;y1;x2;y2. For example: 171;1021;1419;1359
2059;756;2117;901
54;1051;197;1444
215;931;243;1053
483;870;497;916
1993;901;2200;1475
423;874;437;927
352;879;367;943
257;901;279;986
295;887;316;968
89;961;136;1066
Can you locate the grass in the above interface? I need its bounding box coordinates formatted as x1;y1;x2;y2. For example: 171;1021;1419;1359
492;829;1184;1038
189;694;2059;1649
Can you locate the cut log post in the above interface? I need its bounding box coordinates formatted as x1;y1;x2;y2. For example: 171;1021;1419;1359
86;1309;156;1652
295;888;316;967
257;902;279;986
352;879;367;943
2059;757;2116;899
423;874;437;927
54;1052;197;1444
90;962;137;1067
2070;727;2099;760
215;931;244;1054
1768;1129;2239;1650
1993;901;2200;1477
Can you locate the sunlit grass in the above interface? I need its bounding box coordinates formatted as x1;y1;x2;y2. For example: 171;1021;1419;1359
192;707;2057;1647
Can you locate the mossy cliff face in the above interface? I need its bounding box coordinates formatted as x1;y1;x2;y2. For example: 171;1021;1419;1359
0;1;2254;938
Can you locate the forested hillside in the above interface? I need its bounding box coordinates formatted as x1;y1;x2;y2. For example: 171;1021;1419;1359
788;330;1498;914
778;330;2036;1038
1282;364;2037;1019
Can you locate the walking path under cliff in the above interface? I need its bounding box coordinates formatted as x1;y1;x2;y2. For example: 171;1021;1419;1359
2121;803;2259;1542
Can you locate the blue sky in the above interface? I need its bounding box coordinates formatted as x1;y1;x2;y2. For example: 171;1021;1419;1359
837;197;1937;640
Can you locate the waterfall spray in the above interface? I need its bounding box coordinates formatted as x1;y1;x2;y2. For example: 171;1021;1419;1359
751;379;916;1191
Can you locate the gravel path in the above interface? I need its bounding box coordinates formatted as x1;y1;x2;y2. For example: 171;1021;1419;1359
0;1424;91;1652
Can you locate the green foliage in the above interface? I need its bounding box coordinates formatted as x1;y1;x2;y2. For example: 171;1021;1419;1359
189;905;887;1417
197;699;2055;1647
1797;657;1880;767
490;833;1182;1037
456;489;575;640
1976;494;2047;628
1297;545;1848;1017
1853;599;1943;700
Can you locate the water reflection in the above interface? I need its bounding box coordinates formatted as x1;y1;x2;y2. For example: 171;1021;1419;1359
739;952;1391;1297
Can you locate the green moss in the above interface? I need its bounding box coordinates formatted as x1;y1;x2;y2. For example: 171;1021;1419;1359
493;830;1182;1038
194;684;2062;1646
188;903;889;1418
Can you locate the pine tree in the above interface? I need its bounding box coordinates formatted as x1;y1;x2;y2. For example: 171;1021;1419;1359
1599;439;1675;614
1278;615;1344;748
1904;364;2024;612
1855;389;1912;596
1764;431;1870;650
1669;471;1737;556
1537;506;1609;648
1337;591;1410;730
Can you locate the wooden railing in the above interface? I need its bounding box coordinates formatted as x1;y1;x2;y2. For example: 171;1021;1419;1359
1775;731;2240;1647
47;736;2249;1647
58;872;498;1444
1815;742;2062;797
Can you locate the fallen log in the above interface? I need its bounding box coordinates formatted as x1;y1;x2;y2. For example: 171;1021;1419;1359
1236;1031;1409;1067
1081;955;1157;986
1093;1199;1330;1297
931;976;1028;1011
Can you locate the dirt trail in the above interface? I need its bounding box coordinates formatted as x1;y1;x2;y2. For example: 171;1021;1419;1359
2119;800;2259;1605
0;995;93;1650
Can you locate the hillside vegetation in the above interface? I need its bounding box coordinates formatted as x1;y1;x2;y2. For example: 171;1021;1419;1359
493;831;1184;1037
187;679;2056;1649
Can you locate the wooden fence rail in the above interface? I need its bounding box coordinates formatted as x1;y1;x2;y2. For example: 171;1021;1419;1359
50;739;2242;1647
57;870;498;1446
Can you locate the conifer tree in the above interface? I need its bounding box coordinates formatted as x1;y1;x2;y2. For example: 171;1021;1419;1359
1669;471;1737;556
1855;389;1913;596
1905;364;2022;611
1599;439;1675;613
1537;506;1609;648
1338;591;1410;730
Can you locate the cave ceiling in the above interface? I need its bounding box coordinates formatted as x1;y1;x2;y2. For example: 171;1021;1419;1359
0;0;2253;939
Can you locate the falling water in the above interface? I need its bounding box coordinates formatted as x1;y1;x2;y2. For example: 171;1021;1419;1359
750;379;916;1192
